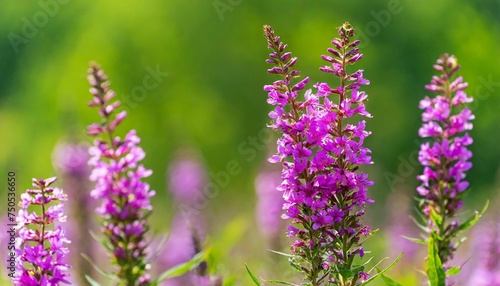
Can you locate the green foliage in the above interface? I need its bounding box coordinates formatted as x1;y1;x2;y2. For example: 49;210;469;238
427;236;446;286
85;275;102;286
245;265;263;286
153;251;205;284
445;266;461;277
457;200;489;232
360;253;402;285
379;272;403;286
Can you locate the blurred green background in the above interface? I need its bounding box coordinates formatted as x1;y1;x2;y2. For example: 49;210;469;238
0;0;499;285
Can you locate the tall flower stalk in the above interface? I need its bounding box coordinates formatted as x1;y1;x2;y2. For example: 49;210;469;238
416;54;485;283
162;151;207;286
262;22;376;286
14;177;70;285
86;63;155;285
53;142;97;285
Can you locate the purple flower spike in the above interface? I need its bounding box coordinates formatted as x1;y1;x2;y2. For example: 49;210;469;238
53;142;99;285
13;177;71;286
467;219;500;285
255;168;283;242
162;150;208;286
263;22;374;285
416;54;474;266
87;63;155;285
167;150;207;207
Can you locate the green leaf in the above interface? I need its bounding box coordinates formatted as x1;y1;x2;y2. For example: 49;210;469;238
264;279;300;285
410;214;429;233
359;256;374;267
445;266;461;276
402;235;427;245
360;253;402;285
81;253;120;282
147;232;170;264
85;275;101;286
156;252;204;282
429;208;443;229
427;236;446;286
289;258;305;272
379;271;403;286
245;264;263;286
457;200;489;232
268;249;300;259
89;230;113;251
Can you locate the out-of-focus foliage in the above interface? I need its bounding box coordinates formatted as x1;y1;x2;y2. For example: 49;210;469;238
0;0;498;285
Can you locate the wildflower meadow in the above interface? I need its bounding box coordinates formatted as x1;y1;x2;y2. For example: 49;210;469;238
1;1;499;286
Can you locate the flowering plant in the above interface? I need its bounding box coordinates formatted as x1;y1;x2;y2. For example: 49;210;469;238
414;54;488;285
14;177;71;286
247;22;399;286
85;63;205;286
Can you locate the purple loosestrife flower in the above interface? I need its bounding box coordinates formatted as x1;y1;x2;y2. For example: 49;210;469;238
466;219;500;285
167;150;207;207
0;214;16;281
254;167;283;242
263;22;374;285
13;177;70;285
159;216;197;286
416;54;474;266
53;142;97;285
385;189;420;266
53;143;91;177
87;63;155;285
161;151;217;286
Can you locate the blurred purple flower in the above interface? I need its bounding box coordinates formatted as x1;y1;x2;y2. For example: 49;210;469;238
53;141;98;285
13;177;71;285
191;275;223;286
416;54;474;265
161;150;210;286
254;168;283;241
53;143;91;177
466;220;500;285
167;150;207;206
159;216;201;286
385;189;420;264
86;63;155;285
263;22;373;284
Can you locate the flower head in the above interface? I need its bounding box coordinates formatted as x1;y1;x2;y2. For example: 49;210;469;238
13;177;71;285
87;63;155;285
263;22;374;285
416;54;474;266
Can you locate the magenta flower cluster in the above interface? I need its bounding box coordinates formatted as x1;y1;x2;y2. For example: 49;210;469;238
87;63;155;285
263;23;373;285
14;177;70;285
416;54;474;265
